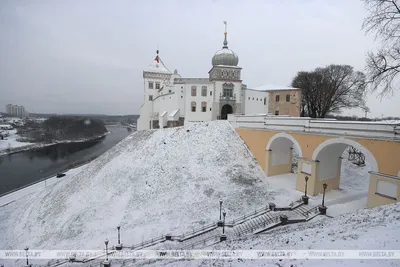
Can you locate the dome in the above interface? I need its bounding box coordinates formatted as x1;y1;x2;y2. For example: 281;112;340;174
211;31;239;66
212;48;239;66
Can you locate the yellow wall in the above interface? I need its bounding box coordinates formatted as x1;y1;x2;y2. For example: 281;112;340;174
236;128;400;176
367;174;400;208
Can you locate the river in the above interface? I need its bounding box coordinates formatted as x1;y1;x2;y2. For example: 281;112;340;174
0;126;132;195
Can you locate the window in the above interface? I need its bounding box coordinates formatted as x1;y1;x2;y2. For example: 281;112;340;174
252;98;254;100
256;98;258;101
169;90;172;93
248;97;250;100
149;95;153;101
222;83;234;97
201;102;207;112
155;82;160;89
210;108;212;111
201;86;207;97
191;101;196;112
181;96;183;98
191;86;197;96
148;82;154;89
275;95;280;102
210;91;212;96
275;110;279;115
286;94;290;102
264;98;266;105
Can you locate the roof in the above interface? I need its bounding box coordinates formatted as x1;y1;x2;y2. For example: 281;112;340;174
252;84;300;92
144;55;171;74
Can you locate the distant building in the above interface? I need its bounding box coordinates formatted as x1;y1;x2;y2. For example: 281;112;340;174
5;104;29;117
137;22;301;130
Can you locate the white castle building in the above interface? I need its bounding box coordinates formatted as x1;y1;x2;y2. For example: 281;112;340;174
137;24;300;130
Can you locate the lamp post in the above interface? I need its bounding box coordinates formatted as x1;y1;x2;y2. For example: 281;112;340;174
103;239;111;267
322;183;327;207
219;200;223;220
220;211;227;241
302;176;309;204
218;200;223;226
24;246;29;266
222;211;226;234
116;226;122;250
318;183;328;215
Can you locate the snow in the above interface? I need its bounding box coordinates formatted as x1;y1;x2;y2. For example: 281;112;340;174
145;57;171;74
144;202;400;267
0;121;285;251
0;129;33;152
0;121;396;267
252;84;299;91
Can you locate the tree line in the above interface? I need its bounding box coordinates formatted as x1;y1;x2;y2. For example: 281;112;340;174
291;0;399;118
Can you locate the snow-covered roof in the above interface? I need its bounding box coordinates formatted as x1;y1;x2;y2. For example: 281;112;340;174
169;109;179;117
252;84;300;91
144;56;171;74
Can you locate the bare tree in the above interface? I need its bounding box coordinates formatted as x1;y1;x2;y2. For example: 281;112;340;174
292;65;367;118
362;0;400;96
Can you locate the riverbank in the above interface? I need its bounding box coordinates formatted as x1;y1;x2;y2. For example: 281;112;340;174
0;131;110;156
0;163;87;205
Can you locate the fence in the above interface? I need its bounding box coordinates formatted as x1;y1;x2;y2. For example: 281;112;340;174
235;215;281;237
228;115;400;141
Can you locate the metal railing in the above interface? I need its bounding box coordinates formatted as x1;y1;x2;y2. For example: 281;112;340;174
130;235;165;250
229;206;269;225
180;222;217;239
180;234;220;250
235;215;281;236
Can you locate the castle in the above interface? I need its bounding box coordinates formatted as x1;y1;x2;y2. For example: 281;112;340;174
137;23;301;130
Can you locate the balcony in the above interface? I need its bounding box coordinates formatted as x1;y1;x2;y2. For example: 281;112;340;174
220;94;236;101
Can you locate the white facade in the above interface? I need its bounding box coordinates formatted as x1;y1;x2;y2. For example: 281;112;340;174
137;27;294;130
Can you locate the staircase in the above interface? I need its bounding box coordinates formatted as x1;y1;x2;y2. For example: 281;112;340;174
46;199;323;267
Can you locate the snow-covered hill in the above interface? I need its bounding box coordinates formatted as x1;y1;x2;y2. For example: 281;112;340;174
144;202;400;267
0;121;286;250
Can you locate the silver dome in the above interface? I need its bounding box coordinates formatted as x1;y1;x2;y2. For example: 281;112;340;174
212;48;239;66
211;31;239;66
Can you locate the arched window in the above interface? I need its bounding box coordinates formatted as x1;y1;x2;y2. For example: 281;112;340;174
222;83;234;97
201;101;207;112
191;101;196;112
201;86;207;97
191;86;197;96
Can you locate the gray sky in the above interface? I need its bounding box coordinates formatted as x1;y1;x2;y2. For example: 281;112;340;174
0;0;399;117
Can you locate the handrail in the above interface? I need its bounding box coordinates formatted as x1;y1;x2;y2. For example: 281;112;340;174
131;235;165;250
229;206;268;224
180;222;217;238
235;215;280;236
180;234;220;250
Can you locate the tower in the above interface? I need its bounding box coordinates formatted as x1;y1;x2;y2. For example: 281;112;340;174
209;21;243;119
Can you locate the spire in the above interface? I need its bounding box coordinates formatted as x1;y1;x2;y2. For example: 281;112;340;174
223;21;228;48
155;47;159;63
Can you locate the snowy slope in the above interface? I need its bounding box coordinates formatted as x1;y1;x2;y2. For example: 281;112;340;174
143;202;400;267
0;121;279;250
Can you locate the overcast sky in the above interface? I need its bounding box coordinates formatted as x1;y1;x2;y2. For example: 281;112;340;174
0;0;399;117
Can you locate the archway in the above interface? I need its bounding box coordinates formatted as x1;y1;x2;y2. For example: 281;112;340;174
220;104;233;120
265;132;303;177
310;137;379;208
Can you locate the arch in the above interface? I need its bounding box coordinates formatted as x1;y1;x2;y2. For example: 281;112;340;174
312;137;378;172
266;132;303;158
191;86;197;96
220;104;233;120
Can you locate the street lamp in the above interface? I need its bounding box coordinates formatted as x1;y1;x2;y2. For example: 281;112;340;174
322;183;327;207
318;183;328;215
302;176;309;204
24;246;29;266
219;200;223;220
116;226;122;250
218;200;223;226
220;211;227;241
222;211;226;234
105;239;109;260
